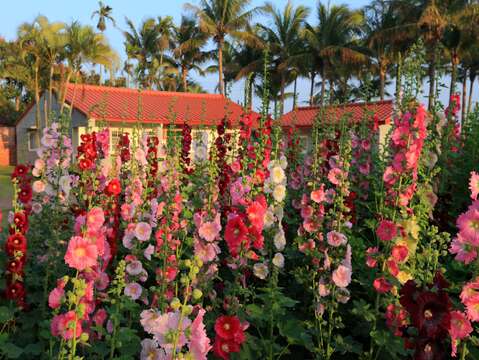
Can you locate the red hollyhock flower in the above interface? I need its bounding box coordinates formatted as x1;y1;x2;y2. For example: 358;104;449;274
224;216;248;257
7;259;24;273
18;185;32;204
13;212;28;233
106;179;121;196
5;281;25;300
79;158;93;170
246;199;266;231
214;315;241;340
11;164;29;179
410;291;451;339
414;337;446;360
373;277;392;293
6;233;27;256
376;220;397;241
213;336;240;360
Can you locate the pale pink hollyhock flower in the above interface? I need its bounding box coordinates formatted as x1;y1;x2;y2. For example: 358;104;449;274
140;310;162;333
469;171;479;200
120;203;134;221
449;311;473;357
33;180;46;193
124;282;142;300
64;236;98;271
189;308;212;360
96;271;110;291
327;168;343;185
140;339;166;360
48;287;64;309
327;231;347;247
457;209;479;242
144;244;155;260
194;240;218;263
126;260;144;276
332;265;351;288
86;207;105;231
311;185;326;203
450;234;478;264
301;205;313;220
150;311;192;350
318;279;330;297
336;287;350;304
135;222;152;241
198;220;221;242
134;148;148;166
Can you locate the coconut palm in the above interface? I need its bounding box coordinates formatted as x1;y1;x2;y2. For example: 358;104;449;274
91;1;116;32
171;16;209;91
259;1;310;114
186;0;262;95
304;2;366;105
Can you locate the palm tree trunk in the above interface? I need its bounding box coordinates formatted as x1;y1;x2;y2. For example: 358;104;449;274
60;70;72;114
48;63;55;122
15;96;20;112
248;74;254;110
34;62;41;147
69;71;80;118
379;60;386;101
320;67;326;106
218;39;224;95
280;72;286;115
449;51;459;101
462;69;467;124
395;53;402;104
293;77;298;110
182;66;188;92
310;71;316;106
428;52;436;111
467;73;476;116
99;64;103;85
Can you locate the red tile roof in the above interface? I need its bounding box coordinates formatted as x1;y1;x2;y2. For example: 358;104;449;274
64;83;258;126
280;100;394;127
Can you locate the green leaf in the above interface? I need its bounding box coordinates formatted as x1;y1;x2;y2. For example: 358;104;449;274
1;342;24;358
278;319;313;351
0;306;14;322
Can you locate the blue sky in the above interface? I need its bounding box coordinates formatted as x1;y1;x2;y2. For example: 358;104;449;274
0;0;468;112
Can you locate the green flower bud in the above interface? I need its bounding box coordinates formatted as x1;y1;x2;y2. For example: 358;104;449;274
192;289;203;300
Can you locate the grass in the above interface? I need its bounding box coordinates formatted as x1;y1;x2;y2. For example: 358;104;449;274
0;165;13;229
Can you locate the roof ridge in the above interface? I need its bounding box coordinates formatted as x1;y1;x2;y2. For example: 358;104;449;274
296;99;393;111
66;83;226;99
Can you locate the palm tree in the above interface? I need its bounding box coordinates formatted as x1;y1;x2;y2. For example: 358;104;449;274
91;1;116;32
171;16;209;92
186;0;262;95
304;2;366;105
260;1;310;114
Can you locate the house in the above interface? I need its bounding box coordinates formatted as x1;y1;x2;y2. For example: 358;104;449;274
280;100;394;152
0;117;16;166
16;83;259;164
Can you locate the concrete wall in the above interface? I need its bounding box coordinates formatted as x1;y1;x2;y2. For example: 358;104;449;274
0;127;16;166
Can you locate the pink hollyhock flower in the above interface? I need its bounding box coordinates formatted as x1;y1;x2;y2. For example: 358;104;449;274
199;220;221;242
373;277;392;293
460;278;479;303
126;260;144;276
366;246;378;268
124;282;142;300
51;311;82;340
332;265;351;288
391;124;410;147
449;311;473;357
153;311;192;350
32;180;46;193
121;203;135;221
464;295;479;322
301;205;314;220
376;220;397;242
93;308;108;327
189;309;212;360
391;245;409;263
457;209;479;242
450;234;478;264
327;168;344;185
86;207;105;231
48;287;64;309
392;152;406;172
144;244;155;260
64;236;98;271
383;166;397;186
387;259;399;277
469;171;479;200
311;185;326;203
327;231;347;247
135;222;152;242
359;162;370;175
140;339;165;360
194;240;219;263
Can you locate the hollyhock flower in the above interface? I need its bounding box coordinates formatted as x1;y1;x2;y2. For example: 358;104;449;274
376;220;397;242
464;296;479;321
391;244;409;263
124;282;142;300
64;236;98;271
106;178;121;196
213;337;240;360
199;220;221;242
253;262;269;280
189;309;211;360
144;244;155;260
224;216;248;257
135;222;152;242
332;265;351;288
86;207;105;231
457;209;479;242
412;290;452;339
326;231;347;247
194;240;218;263
311;185;326;203
6;233;27;255
48;286;64;309
264;208;275;228
272;253;285;268
214;316;241;340
32;180;46;193
273;230;286;251
460;279;479;303
93;308;108;327
414;338;446;360
327;168;344;185
450;234;478;264
272;184;286;202
270;166;285;184
126;260;144;276
51;311;82;340
469;171;479;200
449;311;473;357
18;184;32;203
153;311;191;350
387;258;400;276
373;277;392;293
140;339;166;360
247;200;266;231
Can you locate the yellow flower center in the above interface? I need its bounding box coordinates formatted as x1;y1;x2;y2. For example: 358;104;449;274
75;247;86;257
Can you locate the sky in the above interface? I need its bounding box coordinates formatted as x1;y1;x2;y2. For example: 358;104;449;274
0;0;474;113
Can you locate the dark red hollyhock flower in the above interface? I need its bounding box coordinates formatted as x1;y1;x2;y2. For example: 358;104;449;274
18;184;33;204
399;280;420;312
214;315;242;340
13;212;28;233
80;134;91;143
106;179;122;196
224;216;248;257
431;272;449;290
213;336;240;360
79;158;93;170
83;143;97;160
11;164;29;179
6;233;27;256
414;337;446;360
5;281;25;300
410;291;451;339
7;259;24;273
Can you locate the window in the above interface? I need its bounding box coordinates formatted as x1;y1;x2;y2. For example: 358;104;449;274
28;130;39;151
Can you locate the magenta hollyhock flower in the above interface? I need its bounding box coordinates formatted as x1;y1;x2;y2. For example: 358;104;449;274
376;220;397;242
450;234;478;264
457;209;479;242
449;311;473;357
86;207;105;231
135;222;152;242
64;236;98;271
332;265;351;288
124;282;142;300
48;287;64;309
199;220;221;242
327;168;344;185
189;309;212;360
469;171;479;200
326;231;347;247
